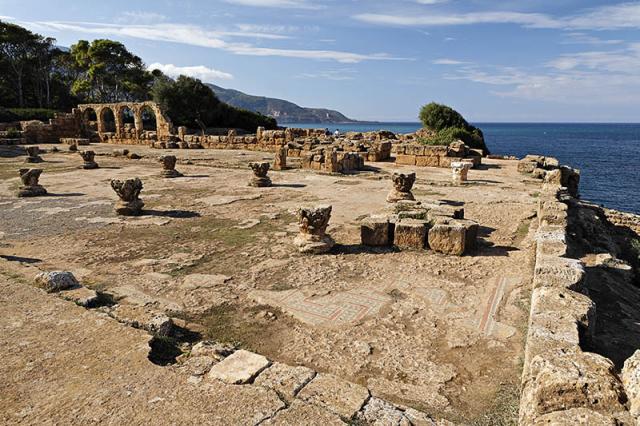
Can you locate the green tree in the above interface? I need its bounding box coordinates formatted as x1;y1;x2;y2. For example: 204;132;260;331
152;74;277;131
418;102;489;154
69;39;154;102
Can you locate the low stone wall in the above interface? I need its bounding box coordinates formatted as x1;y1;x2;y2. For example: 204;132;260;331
392;141;481;168
301;149;365;173
19;113;81;144
519;183;633;424
603;208;640;236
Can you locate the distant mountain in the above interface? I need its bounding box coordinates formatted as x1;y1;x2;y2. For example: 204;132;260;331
207;84;358;124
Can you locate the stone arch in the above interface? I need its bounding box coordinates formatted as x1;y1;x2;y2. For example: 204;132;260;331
82;107;98;133
140;105;157;132
100;107;116;133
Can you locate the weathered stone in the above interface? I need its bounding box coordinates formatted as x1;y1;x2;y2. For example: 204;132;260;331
110;178;144;216
360;216;392;246
451;161;471;184
254;362;316;402
263;400;345;425
34;271;80;293
79;150;99;169
622;349;640;418
452;218;479;251
521;350;626;423
58;286;99;307
24;146;43;163
181;356;216;377
297;374;370;419
17;168;47;197
356;397;411;425
387;172;416;203
428;224;466;255
533;408;618;425
159;155;183;178
294;205;335;254
249;162;272;187
107;304;174;336
208;349;271;384
394;219;428;250
190;341;235;361
273;146;287;170
533;256;585;290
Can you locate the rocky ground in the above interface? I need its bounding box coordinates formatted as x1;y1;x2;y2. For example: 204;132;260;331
0;143;543;424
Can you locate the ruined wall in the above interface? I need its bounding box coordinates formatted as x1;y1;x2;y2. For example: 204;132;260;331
518;181;633;424
603;209;640;236
19;113;81;144
392;141;481;168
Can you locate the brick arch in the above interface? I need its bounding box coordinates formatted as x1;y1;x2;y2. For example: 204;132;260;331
98;106;117;133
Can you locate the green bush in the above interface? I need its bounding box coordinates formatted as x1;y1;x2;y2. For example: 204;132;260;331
0;107;19;123
6;108;57;122
5;127;21;138
418;102;489;154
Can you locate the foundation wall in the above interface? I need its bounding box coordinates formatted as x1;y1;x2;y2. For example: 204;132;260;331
518;181;633;424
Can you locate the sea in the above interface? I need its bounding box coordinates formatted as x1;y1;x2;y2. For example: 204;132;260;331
283;122;640;215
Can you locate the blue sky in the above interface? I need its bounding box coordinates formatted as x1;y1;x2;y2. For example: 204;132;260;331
1;0;640;122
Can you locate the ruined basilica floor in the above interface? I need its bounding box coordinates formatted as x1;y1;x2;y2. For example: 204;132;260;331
0;144;543;424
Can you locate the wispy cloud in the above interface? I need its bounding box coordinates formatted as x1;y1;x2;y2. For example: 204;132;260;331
148;63;233;81
116;11;167;25
438;43;640;105
223;0;323;10
561;32;624;46
432;58;468;65
296;68;357;80
354;2;640;31
6;18;408;63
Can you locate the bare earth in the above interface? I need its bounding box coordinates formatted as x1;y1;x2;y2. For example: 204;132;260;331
0;143;543;424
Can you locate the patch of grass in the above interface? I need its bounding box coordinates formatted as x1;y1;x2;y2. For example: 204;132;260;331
530;192;540;198
513;219;531;245
469;384;519;426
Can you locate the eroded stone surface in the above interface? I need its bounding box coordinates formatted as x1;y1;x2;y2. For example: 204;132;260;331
34;271;79;293
208;349;271;384
297;373;370;419
254;362;316;402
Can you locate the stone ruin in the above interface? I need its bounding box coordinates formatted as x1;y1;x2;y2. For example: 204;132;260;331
159;155;183;178
361;200;477;255
394;140;481;169
386;172;416;203
110;178;144;216
79;151;99;169
273;146;287;171
293;205;335;254
518;154;580;197
248;162;272;187
451;161;472;185
301;148;365;174
24;146;43;163
17;168;47;197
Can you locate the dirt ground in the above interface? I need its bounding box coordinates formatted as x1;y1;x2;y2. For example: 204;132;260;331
0;143;543;424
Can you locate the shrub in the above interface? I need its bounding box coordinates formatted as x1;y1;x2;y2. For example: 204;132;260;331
6;108;57;122
418;102;489;154
5;127;21;138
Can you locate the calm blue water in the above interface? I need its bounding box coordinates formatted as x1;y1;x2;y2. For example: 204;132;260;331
284;122;640;214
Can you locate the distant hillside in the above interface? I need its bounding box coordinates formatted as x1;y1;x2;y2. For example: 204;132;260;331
207;84;357;124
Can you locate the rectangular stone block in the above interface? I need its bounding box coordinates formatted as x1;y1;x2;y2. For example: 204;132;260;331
297;374;370;419
394;219;428;250
428;224;466;255
453;219;479;251
395;154;416;166
415;155;440;167
361;217;392;246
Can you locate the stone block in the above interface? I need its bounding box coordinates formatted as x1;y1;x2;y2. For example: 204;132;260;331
415;155;439;167
297;374;370;419
428;224;466;255
622;350;640;418
533;408;619;425
34;271;80;293
394;219;428;250
453;219;479;251
263;400;344;425
395;154;416;165
254;362;316;403
533;256;585;290
518;160;538;174
58;286;99;307
360;216;392;246
108;304;174;336
208;349;271;384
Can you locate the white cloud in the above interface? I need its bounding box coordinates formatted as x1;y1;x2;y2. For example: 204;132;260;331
7;18;408;63
433;58;468;65
415;0;448;4
148;63;233;81
438;43;640;105
296;68;357;80
116;12;167;25
354;2;640;30
223;0;323;9
561;32;624;46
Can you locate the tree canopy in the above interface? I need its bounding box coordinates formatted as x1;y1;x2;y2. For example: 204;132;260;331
0;20;278;131
418;102;489;154
152;75;277;131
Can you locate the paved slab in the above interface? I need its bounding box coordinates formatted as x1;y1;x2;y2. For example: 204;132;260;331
208;349;271;384
254;362;316;402
298;373;370;419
